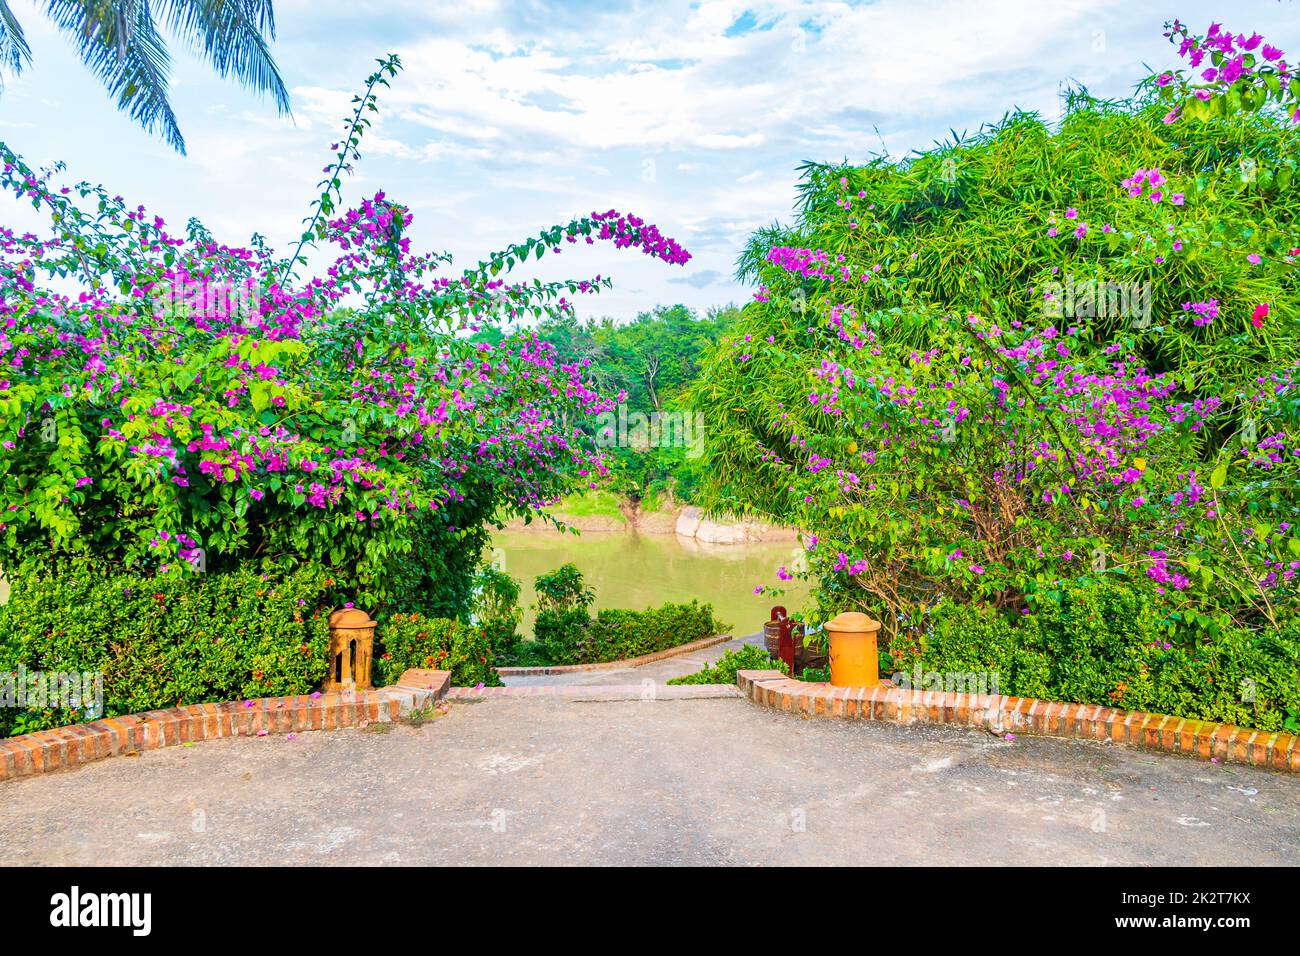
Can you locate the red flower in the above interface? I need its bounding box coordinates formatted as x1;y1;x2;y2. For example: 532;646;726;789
1252;303;1269;328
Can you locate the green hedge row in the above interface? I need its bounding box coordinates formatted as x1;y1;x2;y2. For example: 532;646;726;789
0;566;333;737
0;565;521;737
373;613;503;688
667;643;785;685
541;600;725;666
890;582;1300;733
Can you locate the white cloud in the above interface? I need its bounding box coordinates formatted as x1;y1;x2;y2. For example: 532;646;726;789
6;0;1300;321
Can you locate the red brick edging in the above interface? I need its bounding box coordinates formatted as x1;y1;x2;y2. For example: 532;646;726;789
0;669;450;783
496;633;733;676
736;670;1300;773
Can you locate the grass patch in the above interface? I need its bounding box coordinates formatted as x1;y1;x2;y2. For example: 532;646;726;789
554;490;627;521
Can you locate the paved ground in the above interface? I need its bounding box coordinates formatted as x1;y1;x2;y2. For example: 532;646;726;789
2;691;1296;865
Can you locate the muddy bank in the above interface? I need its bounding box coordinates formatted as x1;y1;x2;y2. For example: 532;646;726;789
502;504;800;543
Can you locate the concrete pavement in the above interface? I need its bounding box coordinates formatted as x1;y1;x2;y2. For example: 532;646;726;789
1;692;1295;866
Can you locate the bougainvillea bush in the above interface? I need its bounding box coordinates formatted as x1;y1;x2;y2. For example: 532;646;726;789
690;23;1300;728
0;55;688;617
0;56;688;726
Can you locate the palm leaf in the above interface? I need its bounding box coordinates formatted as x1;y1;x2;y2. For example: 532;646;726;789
0;0;32;81
157;0;289;115
43;0;187;152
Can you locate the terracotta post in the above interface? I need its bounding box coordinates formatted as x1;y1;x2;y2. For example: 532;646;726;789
325;608;376;691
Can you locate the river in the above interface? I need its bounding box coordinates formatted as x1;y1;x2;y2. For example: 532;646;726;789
490;529;811;637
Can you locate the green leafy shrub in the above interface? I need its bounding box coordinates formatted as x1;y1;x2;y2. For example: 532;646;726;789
373;613;502;688
470;565;523;657
535;608;591;663
889;581;1300;732
557;601;725;666
0;565;332;736
496;640;554;669
522;563;724;666
532;563;595;661
668;643;785;685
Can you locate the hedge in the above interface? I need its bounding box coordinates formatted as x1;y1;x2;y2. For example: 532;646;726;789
546;600;725;666
373;613;503;688
0;566;333;737
667;643;785;685
890;581;1300;733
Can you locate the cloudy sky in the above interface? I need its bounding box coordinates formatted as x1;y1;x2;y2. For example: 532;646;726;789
4;0;1300;321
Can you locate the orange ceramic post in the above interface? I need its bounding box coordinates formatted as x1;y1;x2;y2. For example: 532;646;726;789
325;608;377;691
825;611;882;687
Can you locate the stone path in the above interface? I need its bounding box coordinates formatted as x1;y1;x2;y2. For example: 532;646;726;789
1;657;1296;865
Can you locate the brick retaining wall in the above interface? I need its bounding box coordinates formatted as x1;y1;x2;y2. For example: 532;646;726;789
0;669;450;782
736;670;1300;773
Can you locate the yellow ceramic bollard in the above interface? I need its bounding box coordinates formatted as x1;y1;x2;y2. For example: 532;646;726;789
825;611;882;687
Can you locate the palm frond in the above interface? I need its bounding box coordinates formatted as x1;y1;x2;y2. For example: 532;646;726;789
157;0;290;115
44;0;186;152
0;0;32;81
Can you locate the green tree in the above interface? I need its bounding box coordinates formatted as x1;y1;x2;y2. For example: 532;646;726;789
0;0;290;154
691;76;1300;639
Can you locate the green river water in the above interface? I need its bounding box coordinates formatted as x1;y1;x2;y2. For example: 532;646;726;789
490;528;811;636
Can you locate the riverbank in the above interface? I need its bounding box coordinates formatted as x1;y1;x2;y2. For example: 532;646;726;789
500;492;800;544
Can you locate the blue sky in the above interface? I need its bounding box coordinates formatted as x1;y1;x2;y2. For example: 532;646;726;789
4;0;1300;321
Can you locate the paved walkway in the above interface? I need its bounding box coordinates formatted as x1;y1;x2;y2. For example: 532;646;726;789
499;634;759;688
1;690;1296;865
